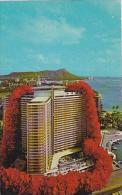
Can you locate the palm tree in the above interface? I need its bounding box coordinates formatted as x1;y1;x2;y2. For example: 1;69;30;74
111;105;122;130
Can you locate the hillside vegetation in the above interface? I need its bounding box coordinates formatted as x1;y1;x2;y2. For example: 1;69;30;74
0;69;86;80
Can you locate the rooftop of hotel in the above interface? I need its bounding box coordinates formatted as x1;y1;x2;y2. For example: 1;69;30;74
30;96;50;103
29;90;81;103
34;85;65;90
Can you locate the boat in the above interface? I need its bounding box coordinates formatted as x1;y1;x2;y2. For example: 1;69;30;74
112;146;117;150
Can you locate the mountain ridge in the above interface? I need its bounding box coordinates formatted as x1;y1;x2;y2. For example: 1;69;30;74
0;69;86;80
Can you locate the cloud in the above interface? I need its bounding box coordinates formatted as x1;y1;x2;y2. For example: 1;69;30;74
26;49;61;66
94;33;120;44
32;52;62;71
1;15;85;45
20;17;85;45
95;41;120;65
88;0;120;15
36;53;61;65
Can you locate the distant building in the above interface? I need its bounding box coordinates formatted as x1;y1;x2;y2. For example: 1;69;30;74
15;78;20;82
37;76;63;86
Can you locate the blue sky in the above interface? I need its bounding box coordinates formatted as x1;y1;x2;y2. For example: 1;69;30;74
0;0;121;77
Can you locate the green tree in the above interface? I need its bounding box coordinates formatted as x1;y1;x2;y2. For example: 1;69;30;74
111;105;122;130
100;106;122;130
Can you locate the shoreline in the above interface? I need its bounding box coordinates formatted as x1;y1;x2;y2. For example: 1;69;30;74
101;130;122;149
101;130;122;167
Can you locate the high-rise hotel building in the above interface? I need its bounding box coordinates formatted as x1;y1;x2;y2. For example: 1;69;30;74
21;94;34;153
53;91;87;153
20;87;87;174
27;96;52;174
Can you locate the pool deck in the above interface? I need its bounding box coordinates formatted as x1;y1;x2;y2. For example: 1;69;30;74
101;130;122;149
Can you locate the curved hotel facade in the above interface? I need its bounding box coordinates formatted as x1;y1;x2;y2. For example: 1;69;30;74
20;87;87;174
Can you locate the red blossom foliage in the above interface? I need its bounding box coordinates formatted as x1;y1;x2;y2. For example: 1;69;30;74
0;85;33;164
0;81;112;195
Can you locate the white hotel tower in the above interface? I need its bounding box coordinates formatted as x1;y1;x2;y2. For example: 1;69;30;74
20;86;87;174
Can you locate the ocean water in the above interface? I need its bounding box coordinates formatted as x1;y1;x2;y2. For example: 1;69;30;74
86;77;122;111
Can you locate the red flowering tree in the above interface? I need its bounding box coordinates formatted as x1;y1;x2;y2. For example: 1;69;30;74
0;85;33;165
0;81;112;194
